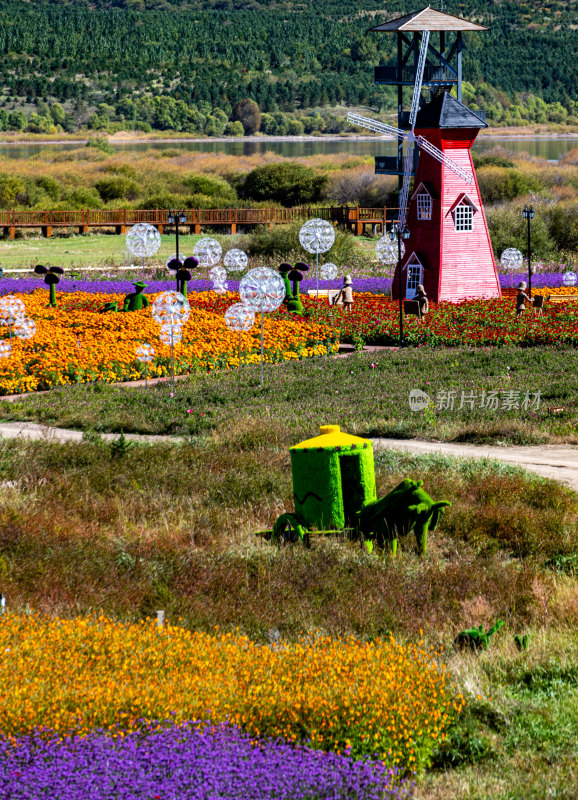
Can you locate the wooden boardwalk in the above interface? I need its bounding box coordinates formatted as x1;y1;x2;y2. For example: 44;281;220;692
0;206;397;238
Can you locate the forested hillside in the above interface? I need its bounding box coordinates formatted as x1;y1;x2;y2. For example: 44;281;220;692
0;1;576;135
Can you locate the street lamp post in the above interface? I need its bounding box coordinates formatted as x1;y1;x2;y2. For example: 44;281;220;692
167;210;187;292
522;205;535;299
389;222;411;348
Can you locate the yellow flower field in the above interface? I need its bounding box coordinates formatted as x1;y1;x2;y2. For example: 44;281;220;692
0;290;338;395
0;613;463;770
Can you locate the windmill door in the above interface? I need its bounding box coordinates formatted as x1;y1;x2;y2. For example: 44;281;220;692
405;258;423;299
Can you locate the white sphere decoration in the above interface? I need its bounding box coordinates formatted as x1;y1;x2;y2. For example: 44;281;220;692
209;266;228;293
135;343;155;363
225;303;255;333
126;223;162;258
239;267;285;313
500;248;524;271
159;325;183;346
299;218;335;254
562;271;577;287
376;235;404;265
0;296;26;326
223;249;248;273
151;291;190;326
320;263;338;280
13;318;36;341
193;237;222;268
0;341;11;358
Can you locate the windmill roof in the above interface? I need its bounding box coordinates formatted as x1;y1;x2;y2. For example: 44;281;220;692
415;93;488;129
370;6;488;32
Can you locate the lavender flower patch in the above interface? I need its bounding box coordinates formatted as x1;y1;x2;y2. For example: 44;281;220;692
0;276;394;297
498;271;573;289
0;723;412;800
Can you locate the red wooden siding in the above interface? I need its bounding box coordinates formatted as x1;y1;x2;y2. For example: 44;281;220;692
392;128;501;303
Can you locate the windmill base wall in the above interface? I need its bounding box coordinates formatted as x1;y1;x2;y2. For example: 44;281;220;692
391;126;501;304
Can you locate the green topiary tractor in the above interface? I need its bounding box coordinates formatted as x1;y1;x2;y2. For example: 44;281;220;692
258;425;451;554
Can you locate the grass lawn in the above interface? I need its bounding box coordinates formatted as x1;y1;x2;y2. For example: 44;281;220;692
2;346;576;444
1;343;576;798
0;231;214;271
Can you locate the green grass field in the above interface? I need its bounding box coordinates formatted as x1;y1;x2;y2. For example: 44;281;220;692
2;347;576;444
0;232;212;270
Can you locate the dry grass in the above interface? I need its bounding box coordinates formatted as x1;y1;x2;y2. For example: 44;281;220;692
0;425;575;640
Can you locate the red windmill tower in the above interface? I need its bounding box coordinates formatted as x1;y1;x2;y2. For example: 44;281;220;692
348;6;501;303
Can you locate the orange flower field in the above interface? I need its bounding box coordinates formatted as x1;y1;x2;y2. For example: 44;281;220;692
0;290;339;395
0;613;463;771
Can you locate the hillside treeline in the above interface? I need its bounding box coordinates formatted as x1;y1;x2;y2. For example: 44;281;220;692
0;0;576;135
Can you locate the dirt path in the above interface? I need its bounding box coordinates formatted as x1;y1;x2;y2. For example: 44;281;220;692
373;437;578;492
1;421;576;491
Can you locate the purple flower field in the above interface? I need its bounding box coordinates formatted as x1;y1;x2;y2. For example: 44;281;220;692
0;271;573;299
0;723;412;800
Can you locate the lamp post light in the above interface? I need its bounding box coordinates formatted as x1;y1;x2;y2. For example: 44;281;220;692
522;205;535;299
389;222;411;348
167;210;187;274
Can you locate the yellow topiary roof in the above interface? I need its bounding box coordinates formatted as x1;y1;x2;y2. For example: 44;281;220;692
291;424;372;451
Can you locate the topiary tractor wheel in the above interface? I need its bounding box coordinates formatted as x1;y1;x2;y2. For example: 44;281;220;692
271;513;310;547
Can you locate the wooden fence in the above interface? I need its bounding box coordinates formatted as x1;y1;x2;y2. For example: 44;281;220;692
0;206;398;238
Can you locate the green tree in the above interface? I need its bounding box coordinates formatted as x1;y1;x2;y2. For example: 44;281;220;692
233;99;261;135
7;111;27;131
243;162;327;207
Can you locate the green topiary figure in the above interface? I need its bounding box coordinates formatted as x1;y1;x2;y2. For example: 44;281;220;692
279;263;293;305
286;262;310;316
356;478;451;555
34;264;64;307
455;620;504;651
121;281;150;312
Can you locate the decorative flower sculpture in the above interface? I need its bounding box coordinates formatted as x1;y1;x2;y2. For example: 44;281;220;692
210;266;228;293
34;265;64;307
239;267;286;384
126;224;162;259
223;249;248;273
13;318;36;340
240;267;285;313
224;303;255;333
376;236;404;265
135;343;155;363
167;255;198;296
193;238;222;268
320;262;338;280
299;219;335;255
0;296;25;328
151;291;191;328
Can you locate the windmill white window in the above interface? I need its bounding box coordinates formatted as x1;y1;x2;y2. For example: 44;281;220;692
417;191;432;221
448;193;479;233
454;201;473;231
404;253;424;299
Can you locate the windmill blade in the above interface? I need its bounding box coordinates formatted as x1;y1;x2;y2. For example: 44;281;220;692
415;135;474;184
408;30;430;131
397;31;430;231
347;113;406;140
398;142;415;231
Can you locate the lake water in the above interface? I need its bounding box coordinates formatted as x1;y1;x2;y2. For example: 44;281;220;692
0;136;576;161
